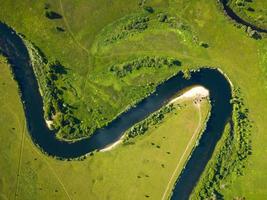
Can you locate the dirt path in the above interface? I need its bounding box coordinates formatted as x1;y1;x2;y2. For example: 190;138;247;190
7;106;72;200
161;102;202;200
25;138;73;200
59;0;90;55
58;0;93;92
7;106;27;200
14;121;26;200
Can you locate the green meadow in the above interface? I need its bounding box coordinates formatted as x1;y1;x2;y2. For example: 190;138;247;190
0;55;210;199
1;0;267;199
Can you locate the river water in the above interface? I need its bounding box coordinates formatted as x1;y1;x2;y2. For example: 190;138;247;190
0;22;232;199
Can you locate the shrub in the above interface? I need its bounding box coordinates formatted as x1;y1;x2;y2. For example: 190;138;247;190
56;27;65;32
104;15;150;45
143;6;154;13
182;69;191;80
191;88;252;199
157;13;168;22
125;104;175;139
199;41;209;48
235;0;245;6
246;27;261;39
109;56;181;78
45;11;62;20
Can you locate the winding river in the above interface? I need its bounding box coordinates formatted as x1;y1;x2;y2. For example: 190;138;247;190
0;22;232;199
219;0;267;33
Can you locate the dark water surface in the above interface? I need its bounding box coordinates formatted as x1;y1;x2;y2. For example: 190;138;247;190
0;22;232;199
219;0;267;33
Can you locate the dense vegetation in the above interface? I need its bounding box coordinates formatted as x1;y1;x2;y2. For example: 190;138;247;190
0;58;210;199
103;15;150;45
16;4;191;141
26;38;183;140
228;0;267;30
93;9;200;54
26;41;88;140
1;0;267;199
109;56;181;78
124;104;177;140
191;88;252;199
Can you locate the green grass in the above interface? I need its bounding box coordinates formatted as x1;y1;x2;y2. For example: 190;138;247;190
0;56;210;199
1;0;189;140
228;0;267;30
191;88;251;199
1;0;267;199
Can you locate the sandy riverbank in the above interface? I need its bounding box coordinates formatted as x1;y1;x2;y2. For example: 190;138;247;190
169;86;209;104
100;135;125;152
100;86;210;152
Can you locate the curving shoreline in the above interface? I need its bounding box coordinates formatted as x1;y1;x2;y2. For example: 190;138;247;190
0;22;232;199
169;86;209;104
218;0;267;33
101;86;210;152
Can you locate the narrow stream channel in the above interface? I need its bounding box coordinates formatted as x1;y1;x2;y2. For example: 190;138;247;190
219;0;267;33
0;22;232;199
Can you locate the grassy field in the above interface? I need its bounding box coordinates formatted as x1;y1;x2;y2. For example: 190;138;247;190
0;55;210;199
1;0;267;199
228;0;267;30
0;0;182;140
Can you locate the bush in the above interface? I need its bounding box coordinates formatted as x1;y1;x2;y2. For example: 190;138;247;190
235;0;245;6
143;6;154;13
246;27;261;39
125;104;175;139
182;69;191;80
45;11;62;20
104;15;150;45
191;88;252;199
157;13;168;22
56;27;65;32
199;41;209;48
109;56;181;78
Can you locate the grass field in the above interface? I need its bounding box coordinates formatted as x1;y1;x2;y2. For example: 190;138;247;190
1;0;267;199
228;0;267;30
0;55;210;199
0;0;183;140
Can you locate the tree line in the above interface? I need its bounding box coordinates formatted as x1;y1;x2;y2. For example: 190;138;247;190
109;56;181;78
191;88;252;199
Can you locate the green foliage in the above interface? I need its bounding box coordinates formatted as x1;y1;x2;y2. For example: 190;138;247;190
229;0;267;30
157;12;190;31
125;104;176;139
25;40;179;141
143;6;154;13
25;41;88;140
45;10;62;20
0;0;266;198
235;0;245;7
199;41;209;48
191;88;252;199
0;55;210;199
109;56;181;78
157;13;168;23
182;69;191;80
104;15;150;45
246;26;261;39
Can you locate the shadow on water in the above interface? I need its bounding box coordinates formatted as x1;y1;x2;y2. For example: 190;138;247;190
0;22;232;199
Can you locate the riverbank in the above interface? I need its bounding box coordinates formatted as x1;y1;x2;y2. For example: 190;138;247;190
100;135;126;152
169;86;209;104
0;22;233;198
0;60;211;199
100;86;210;152
218;0;267;33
